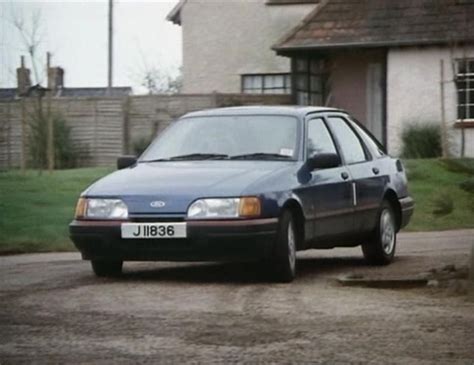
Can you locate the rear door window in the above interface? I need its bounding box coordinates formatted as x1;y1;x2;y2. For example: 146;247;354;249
328;116;368;164
348;118;386;158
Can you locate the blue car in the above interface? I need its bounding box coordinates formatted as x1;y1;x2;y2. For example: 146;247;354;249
70;106;414;282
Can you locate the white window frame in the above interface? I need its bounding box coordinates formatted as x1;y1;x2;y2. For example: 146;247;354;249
456;58;474;121
241;73;291;95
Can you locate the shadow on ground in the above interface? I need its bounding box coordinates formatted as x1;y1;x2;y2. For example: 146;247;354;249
112;256;375;284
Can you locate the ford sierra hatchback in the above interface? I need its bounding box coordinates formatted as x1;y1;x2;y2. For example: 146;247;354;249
70;106;414;282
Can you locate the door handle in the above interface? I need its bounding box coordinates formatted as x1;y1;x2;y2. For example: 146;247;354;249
341;172;349;180
372;167;380;175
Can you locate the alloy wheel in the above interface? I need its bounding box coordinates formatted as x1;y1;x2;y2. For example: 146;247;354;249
380;209;395;255
287;220;296;273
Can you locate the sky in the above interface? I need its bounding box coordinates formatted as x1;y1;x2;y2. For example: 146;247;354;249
0;0;182;94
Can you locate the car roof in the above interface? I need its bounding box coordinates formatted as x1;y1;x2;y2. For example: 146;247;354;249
181;105;344;119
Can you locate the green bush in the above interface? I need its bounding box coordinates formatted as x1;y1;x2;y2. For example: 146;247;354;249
132;136;154;156
401;123;442;158
28;111;80;169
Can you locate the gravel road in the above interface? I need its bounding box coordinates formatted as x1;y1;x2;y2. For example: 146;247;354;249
1;230;473;364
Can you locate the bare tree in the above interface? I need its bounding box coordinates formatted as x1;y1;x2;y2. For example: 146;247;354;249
140;65;183;95
134;41;182;95
11;9;44;85
10;8;57;172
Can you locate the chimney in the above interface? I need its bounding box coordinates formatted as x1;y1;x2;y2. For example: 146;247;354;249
16;56;31;96
47;52;64;93
47;66;64;92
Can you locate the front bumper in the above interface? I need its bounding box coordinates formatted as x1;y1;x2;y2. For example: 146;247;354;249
399;196;415;229
69;218;278;262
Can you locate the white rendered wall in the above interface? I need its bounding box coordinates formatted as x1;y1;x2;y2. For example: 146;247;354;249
180;0;315;93
387;46;474;157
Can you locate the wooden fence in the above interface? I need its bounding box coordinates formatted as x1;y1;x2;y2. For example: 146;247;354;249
0;93;291;169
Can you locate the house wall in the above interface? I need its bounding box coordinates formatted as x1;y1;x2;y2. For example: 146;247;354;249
329;49;385;127
387;46;474;157
180;0;315;93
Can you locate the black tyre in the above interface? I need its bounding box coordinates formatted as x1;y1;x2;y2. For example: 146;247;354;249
362;200;397;265
91;260;123;277
273;210;297;283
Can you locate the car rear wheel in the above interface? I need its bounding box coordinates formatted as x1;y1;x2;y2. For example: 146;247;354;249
362;200;397;265
91;260;123;277
272;210;297;283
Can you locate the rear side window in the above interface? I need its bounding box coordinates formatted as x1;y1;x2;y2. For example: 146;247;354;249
328;116;367;164
348;119;386;158
306;118;338;157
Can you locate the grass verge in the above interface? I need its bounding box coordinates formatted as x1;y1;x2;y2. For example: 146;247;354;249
403;159;474;231
0;168;111;254
0;159;473;254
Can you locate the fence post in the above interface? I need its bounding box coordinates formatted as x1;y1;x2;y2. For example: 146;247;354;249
439;59;449;158
20;98;27;172
122;96;130;154
46;53;54;172
469;242;474;301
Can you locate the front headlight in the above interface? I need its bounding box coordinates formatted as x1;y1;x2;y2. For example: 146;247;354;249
187;197;261;219
74;198;128;219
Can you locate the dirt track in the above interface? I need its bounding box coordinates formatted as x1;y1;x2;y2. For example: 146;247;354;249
1;230;473;364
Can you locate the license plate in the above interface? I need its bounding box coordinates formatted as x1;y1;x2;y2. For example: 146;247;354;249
121;223;187;239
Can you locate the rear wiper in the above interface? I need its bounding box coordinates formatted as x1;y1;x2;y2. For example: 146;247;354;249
230;152;293;160
169;153;229;160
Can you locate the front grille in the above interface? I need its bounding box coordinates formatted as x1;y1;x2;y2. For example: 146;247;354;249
128;214;186;223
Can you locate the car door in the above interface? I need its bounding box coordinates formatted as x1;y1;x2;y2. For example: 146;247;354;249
326;115;386;234
296;116;354;244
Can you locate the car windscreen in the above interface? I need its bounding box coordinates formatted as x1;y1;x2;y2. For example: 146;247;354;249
140;115;299;161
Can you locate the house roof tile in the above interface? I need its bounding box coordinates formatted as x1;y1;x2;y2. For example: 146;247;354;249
266;0;319;5
0;87;132;100
274;0;474;53
0;89;17;101
58;87;131;97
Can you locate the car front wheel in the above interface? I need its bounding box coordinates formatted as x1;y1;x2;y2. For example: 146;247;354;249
91;260;123;277
272;210;297;283
362;201;397;265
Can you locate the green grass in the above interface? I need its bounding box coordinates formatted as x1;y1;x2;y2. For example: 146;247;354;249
404;159;474;232
0;159;473;254
0;168;112;254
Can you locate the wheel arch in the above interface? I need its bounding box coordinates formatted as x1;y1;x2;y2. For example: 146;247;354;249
383;189;402;231
281;199;305;249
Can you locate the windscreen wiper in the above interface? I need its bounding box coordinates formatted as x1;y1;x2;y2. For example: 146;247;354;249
139;158;170;163
141;153;229;162
169;153;229;160
230;152;293;160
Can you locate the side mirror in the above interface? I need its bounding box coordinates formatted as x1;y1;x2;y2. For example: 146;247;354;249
307;153;341;170
117;155;137;170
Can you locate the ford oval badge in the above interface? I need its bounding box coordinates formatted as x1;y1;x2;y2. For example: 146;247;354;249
150;200;166;208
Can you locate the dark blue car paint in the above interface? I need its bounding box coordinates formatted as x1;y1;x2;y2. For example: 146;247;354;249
70;106;414;260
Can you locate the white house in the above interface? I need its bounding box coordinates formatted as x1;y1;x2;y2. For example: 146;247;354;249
169;0;474;157
167;0;319;94
273;0;474;157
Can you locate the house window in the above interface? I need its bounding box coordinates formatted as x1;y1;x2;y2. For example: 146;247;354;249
293;58;327;106
241;74;291;94
456;59;474;120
